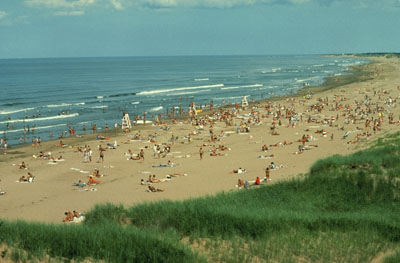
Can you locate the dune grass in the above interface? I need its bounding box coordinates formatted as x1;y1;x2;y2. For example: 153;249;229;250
1;132;400;262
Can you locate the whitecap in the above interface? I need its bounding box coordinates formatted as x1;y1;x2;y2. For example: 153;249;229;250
91;105;108;109
46;103;72;108
0;107;35;115
148;106;163;112
137;84;224;96
0;113;79;124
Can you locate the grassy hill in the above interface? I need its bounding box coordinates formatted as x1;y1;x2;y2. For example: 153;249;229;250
1;133;400;262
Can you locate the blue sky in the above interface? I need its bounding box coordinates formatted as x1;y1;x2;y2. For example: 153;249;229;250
0;0;399;58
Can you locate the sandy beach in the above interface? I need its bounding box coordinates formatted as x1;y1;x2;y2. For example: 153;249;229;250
1;56;399;224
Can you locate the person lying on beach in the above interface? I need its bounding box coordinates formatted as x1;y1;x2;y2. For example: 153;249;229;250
147;185;164;192
73;180;87;187
218;145;229;151
140;179;148;185
50;155;64;162
39;151;50;159
63;211;74;222
210;150;225;156
233;168;247;174
261;144;268;151
19;173;35;183
87;176;101;185
283;140;293;145
269;162;276;170
19;176;27;182
165;173;187;178
148;175;161;183
237;179;245;188
18;161;27;169
73;210;84;219
93;169;103;178
257;154;275;159
96;135;110;140
0;189;5;195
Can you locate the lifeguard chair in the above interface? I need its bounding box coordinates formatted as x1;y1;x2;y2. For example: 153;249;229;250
241;96;249;109
122;112;132;130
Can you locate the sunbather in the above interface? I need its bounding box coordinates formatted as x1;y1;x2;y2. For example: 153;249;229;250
63;211;74;222
147;185;164;192
233;168;247;174
87;176;101;185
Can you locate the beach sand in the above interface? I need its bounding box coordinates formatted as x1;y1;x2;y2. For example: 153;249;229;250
1;56;399;224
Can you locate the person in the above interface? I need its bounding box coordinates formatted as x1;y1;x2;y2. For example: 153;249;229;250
74;180;86;187
99;149;104;163
269;162;276;170
233;168;246;174
237;179;244;188
63;211;74;222
19;161;26;169
244;180;250;189
87;176;101;185
199;147;203;160
93;169;102;178
265;167;271;181
149;175;161;183
140;179;148;185
27;172;34;183
19;176;27;182
147;185;164;192
255;176;261;185
262;144;268;152
73;210;84;219
139;149;145;161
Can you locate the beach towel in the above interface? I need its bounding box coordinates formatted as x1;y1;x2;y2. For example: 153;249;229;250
257;155;274;159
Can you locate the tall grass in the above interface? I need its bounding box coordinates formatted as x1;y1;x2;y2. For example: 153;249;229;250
0;221;204;262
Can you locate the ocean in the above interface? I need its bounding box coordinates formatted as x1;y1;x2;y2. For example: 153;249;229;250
0;55;368;146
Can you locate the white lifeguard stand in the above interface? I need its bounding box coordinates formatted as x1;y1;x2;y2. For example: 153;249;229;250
241;96;249;109
122;112;132;130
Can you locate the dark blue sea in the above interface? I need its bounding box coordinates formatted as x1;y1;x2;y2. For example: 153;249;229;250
0;55;368;145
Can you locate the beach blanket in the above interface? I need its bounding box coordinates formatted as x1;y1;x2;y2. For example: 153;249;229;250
152;164;175;168
257;155;274;159
174;155;191;159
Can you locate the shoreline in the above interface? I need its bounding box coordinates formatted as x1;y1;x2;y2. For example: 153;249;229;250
0;64;368;163
1;55;369;149
1;55;399;224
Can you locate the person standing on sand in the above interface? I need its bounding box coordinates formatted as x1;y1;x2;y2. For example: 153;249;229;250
88;146;92;162
265;167;271;181
199;147;203;160
99;149;104;163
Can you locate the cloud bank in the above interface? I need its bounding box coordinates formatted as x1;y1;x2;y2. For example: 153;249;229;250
24;0;95;9
23;0;400;12
54;10;85;15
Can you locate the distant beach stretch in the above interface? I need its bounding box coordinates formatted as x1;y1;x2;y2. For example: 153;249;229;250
0;55;399;224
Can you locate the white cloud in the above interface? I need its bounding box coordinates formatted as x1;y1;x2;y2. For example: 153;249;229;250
110;0;124;10
0;10;8;20
24;0;95;9
54;10;85;15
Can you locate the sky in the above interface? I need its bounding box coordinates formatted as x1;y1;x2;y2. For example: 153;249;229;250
0;0;399;58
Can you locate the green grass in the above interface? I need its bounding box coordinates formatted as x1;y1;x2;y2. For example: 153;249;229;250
1;132;400;262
